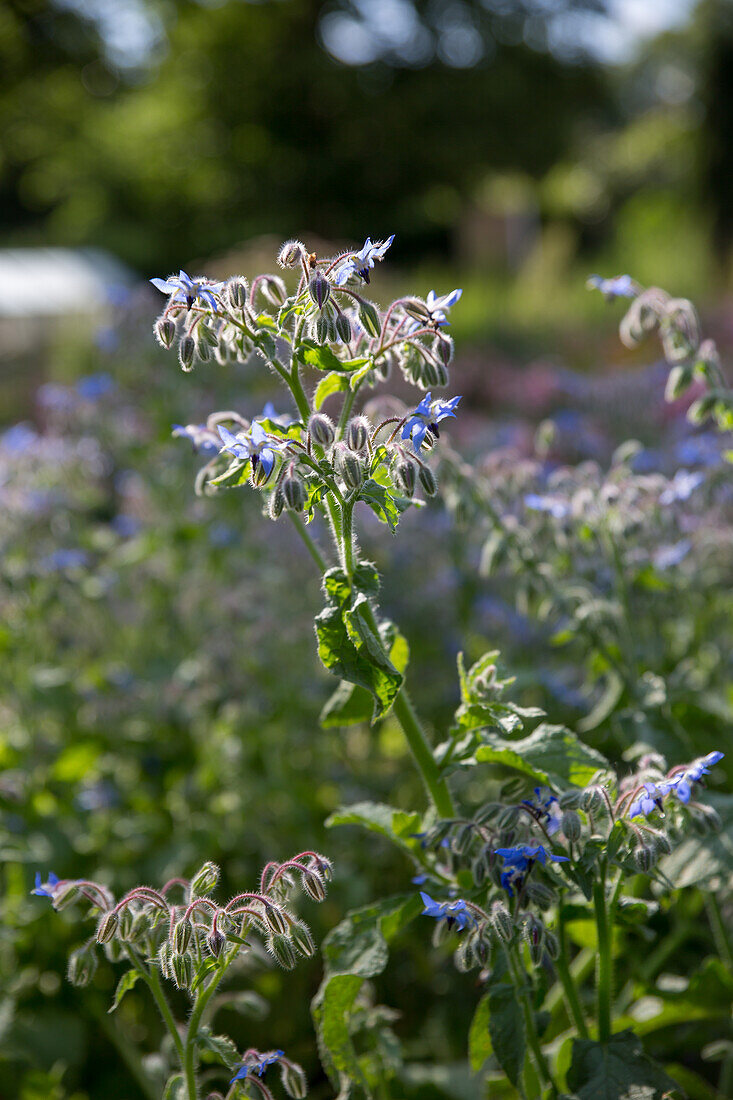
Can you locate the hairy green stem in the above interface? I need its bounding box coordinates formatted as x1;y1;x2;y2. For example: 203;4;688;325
124;947;185;1067
507;946;558;1097
593;872;613;1043
288;512;328;572
184;957;229;1100
556;906;589;1038
706;893;733;968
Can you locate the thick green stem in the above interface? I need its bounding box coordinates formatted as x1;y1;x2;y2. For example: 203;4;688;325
289;359;312;424
124;947;185;1067
392;689;455;818
341;498;356;576
337;386;358;439
184;958;228;1100
593;874;613;1043
556;907;589;1038
507;946;558;1097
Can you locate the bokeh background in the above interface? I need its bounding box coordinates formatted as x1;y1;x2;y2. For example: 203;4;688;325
1;3;732;1099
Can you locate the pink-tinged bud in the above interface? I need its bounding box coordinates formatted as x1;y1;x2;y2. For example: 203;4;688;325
96;910;119;944
155;317;176;349
207;928;226;957
278;240;305;268
308;271;330;311
263;903;290;936
301;870;326;902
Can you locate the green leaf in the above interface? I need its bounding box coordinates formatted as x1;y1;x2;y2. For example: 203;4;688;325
210;460;250;488
487;952;525;1087
314;600;402;722
475;723;609;789
312;895;421;1096
196;1027;240;1070
108;968;141;1013
255;330;278;362
295;339;370;373
326;801;421;853
468;992;492;1072
359;479;403;531
660;793;733;888
320;680;373;728
314;371;350;409
162;1074;185;1100
577;672;624;734
567;1030;679;1100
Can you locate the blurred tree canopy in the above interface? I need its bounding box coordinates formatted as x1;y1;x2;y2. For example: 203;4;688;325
1;0;613;272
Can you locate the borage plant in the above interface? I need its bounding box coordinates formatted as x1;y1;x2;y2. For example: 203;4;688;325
149;239;728;1098
33;854;331;1100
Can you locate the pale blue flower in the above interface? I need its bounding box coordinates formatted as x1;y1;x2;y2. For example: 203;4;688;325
522;787;563;836
230;1050;284;1084
659;469;704;505
401;392;461;450
586;274;637;300
32;872;59;898
172;423;220;455
150;270;223;311
425;288;462;326
333;235;395;285
218;421;284;479
524;493;571;520
653;540;691;571
628;782;663;819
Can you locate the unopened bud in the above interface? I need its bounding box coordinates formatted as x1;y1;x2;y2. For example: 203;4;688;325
52;882;81;911
454;936;476;972
251;458;274;487
634;845;656;873
207;928;226;958
260;274;287;307
471;852;490;886
309;271;330;311
520;914;543;949
358;300;381;339
687;393;718;425
346;416;370;452
171;951;195;990
290;921;316;958
651;832;672;856
196;321;218;348
582;787;605;813
269;933;297;970
524;882;555;910
95;910;118;945
544;931;560;960
418;465;437;497
264;904;291;936
454;823;475;855
227;277;249;309
158;942;172;979
155;317;176;349
172;918;192;955
529;938;545;966
562;811;582;841
282;473;307;512
395;460;416;497
490;902;514;943
333;443;365;490
191;862;219;896
178;335;196;372
473;936;491;967
497;806;520;829
335;312;352;342
67;943;98;987
269;486;285;520
281;1062;308;1099
301;870;326;902
278;240;305;268
308;413;335;448
117;906;135;941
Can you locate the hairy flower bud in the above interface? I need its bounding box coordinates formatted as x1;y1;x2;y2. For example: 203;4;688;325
191;862;219;896
158;941;173;979
260;274;287;307
269;933;297;970
269;486;285;520
471;851;490;886
358;300;381;339
418;465;437;497
308;413;335;448
281;1062;308;1099
251;458;274;488
454;935;476;972
524;882;555;910
346;416;370;453
67;942;98;987
263;904;291;936
529;937;545;966
308;271;330;311
335;312;352;343
301;870;326;902
52;881;81;911
333;443;365;490
544;931;560;960
282;474;307;512
96;910;118;945
155;317;176;349
172;918;193;955
278;240;305;268
207;928;226;958
117;906;135;941
562;811;582;841
395;460;416;497
290;921;316;958
178;335;196;372
171;951;195;991
490;901;514;943
227;277;249;309
634;845;656;873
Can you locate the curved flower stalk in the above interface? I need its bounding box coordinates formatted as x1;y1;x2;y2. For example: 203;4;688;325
32;855;330;1100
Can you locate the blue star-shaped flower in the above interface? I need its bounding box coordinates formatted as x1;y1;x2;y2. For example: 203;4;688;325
230;1050;284;1084
586;274;638;300
333;235;395;285
401;392;461;450
150;270;223;311
628;782;663;818
495;845;569;868
521;787;563;836
32;871;59;898
524;493;571;520
217;422;285;480
419;891;473;932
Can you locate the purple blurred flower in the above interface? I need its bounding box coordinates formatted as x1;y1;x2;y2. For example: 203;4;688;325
586;274;637;300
